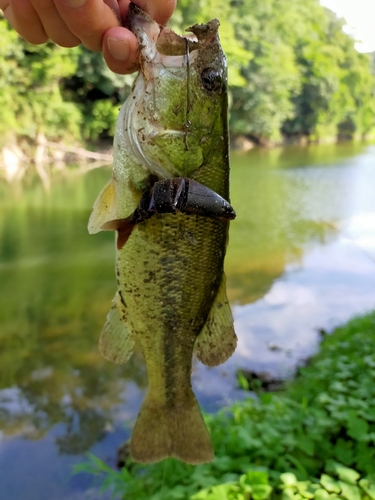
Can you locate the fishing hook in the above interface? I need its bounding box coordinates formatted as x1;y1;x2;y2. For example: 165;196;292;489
184;37;191;151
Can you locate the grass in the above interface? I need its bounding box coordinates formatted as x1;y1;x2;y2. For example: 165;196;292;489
75;310;375;499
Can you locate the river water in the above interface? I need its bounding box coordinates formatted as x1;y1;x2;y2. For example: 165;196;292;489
0;142;375;499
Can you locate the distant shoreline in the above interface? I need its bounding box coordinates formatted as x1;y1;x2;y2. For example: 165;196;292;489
2;133;375;187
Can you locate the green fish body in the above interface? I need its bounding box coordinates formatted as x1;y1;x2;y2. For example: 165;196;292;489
88;4;237;465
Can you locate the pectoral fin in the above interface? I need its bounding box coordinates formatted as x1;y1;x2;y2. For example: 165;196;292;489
101;217;135;250
88;178;117;234
99;291;135;364
195;275;237;367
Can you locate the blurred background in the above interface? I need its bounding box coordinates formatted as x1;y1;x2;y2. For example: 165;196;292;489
1;1;375;499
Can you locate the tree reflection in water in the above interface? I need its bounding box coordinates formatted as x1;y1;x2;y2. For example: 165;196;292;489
0;170;148;452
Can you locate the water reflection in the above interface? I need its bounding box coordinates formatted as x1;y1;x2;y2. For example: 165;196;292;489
0;173;148;463
0;142;375;499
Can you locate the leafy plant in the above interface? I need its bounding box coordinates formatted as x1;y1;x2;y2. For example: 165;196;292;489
76;311;375;499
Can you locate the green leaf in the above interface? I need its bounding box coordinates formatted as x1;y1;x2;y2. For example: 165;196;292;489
299;489;314;499
243;470;269;486
320;475;341;494
297;436;315;456
330;382;348;393
251;484;273;500
282;489;298;500
314;488;329;500
338;481;361;500
361;407;375;422
314;489;330;500
334;439;354;466
285;454;308;477
237;371;250;391
347;417;369;440
363;356;375;368
359;479;375;500
326;462;361;484
191;484;232;500
281;474;298;486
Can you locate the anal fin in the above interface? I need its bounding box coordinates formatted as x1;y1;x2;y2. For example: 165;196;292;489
195;274;237;367
88;178;117;234
99;291;135;364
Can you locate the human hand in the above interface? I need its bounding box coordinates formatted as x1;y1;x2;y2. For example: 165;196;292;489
0;0;176;74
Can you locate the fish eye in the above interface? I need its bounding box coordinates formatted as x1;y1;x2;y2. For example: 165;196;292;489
200;68;223;93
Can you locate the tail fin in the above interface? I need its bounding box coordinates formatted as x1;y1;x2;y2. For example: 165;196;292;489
130;390;214;465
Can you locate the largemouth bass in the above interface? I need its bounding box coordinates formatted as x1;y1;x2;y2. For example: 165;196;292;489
88;3;237;465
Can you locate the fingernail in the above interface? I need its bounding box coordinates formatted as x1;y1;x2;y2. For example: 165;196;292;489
107;37;130;61
63;0;86;7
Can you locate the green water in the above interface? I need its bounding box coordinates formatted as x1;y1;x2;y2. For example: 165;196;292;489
0;142;375;499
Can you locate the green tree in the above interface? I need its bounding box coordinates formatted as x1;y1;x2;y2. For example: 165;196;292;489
1;0;375;147
282;7;375;140
0;15;82;144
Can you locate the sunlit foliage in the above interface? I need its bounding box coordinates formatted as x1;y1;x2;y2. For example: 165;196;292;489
0;0;375;145
0;16;82;145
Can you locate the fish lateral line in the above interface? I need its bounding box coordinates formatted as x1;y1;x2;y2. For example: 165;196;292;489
101;177;236;250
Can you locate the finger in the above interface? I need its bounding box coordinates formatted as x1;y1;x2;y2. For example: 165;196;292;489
52;0;120;52
4;0;48;44
134;0;176;25
103;0;120;21
102;26;139;74
28;0;80;47
104;0;177;74
117;0;176;27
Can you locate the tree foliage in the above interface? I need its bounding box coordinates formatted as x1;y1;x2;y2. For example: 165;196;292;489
0;17;82;144
0;0;374;146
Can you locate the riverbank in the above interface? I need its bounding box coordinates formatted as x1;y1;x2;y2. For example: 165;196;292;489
0;135;113;188
231;133;375;152
79;310;375;499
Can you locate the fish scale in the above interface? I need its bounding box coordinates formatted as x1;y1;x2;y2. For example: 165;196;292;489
88;3;237;464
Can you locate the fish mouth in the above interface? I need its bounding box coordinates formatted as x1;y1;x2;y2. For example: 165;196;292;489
129;3;222;69
121;3;226;179
119;5;195;179
129;3;199;56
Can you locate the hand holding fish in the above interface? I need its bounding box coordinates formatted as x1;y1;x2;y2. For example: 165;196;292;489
0;0;176;74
